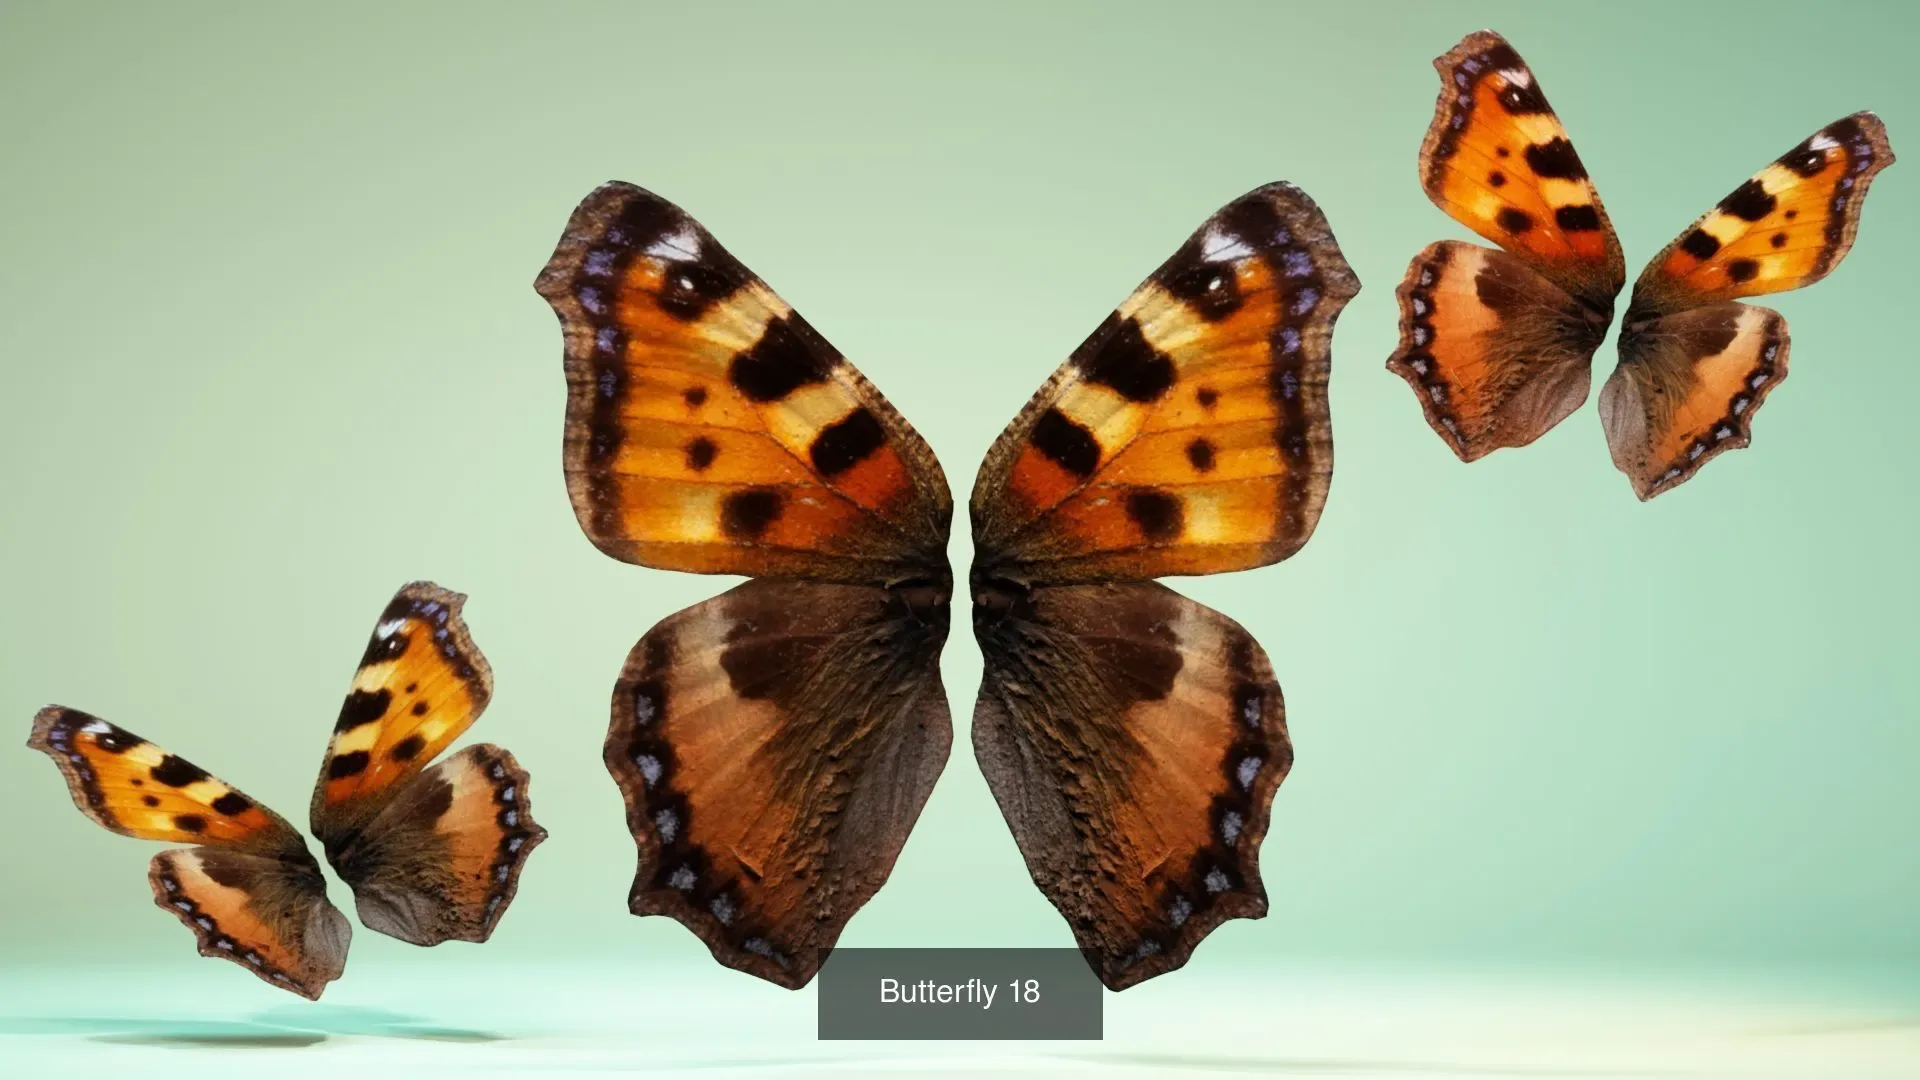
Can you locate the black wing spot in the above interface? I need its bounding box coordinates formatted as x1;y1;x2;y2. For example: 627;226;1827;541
728;317;834;402
1078;318;1176;403
1555;205;1602;232
1031;408;1101;478
328;751;371;780
174;814;208;834
1496;208;1534;235
1680;230;1722;260
1524;138;1587;180
1727;259;1760;284
1185;438;1217;472
1719;179;1777;222
685;436;718;472
720;489;783;540
809;407;886;476
390;734;427;762
151;755;210;788
211;792;252;817
1125;490;1184;542
335;688;392;734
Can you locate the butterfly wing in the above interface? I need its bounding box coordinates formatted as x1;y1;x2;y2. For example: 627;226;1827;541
1600;304;1788;500
29;707;348;998
1627;112;1893;317
1415;30;1623;305
1388;240;1611;459
535;182;952;583
311;582;546;944
972;583;1287;990
606;578;951;989
326;744;546;946
1602;113;1893;500
1388;30;1624;460
969;182;1358;585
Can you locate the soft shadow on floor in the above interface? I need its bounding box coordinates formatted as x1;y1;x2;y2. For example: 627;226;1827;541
0;1004;503;1049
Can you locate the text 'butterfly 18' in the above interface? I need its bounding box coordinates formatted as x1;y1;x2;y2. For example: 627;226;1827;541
1386;29;1893;500
27;583;546;999
536;180;1356;990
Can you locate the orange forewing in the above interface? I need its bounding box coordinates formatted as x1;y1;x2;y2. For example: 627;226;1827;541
971;182;1358;585
535;182;950;583
1634;112;1894;314
29;707;292;847
313;582;491;824
1418;30;1624;307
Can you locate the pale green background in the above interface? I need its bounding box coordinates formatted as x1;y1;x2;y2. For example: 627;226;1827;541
2;0;1917;1074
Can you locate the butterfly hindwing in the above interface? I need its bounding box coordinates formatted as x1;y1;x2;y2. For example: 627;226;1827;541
28;707;349;998
1601;303;1789;500
972;582;1289;991
535;182;952;583
1387;239;1610;459
970;182;1358;584
150;847;350;1000
604;578;952;989
1630;112;1894;317
1418;29;1624;308
311;581;493;843
325;743;546;946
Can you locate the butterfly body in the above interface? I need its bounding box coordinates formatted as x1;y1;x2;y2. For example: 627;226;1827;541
28;582;545;998
540;180;1356;991
1389;29;1891;499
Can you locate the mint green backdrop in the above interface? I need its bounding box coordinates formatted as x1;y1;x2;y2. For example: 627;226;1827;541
2;0;1915;1073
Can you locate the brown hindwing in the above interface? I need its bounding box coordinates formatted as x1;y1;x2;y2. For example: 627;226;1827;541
1387;239;1609;459
604;578;952;989
1602;303;1790;500
972;581;1288;990
327;743;546;946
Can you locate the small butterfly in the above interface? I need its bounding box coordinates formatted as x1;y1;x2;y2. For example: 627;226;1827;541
1386;29;1894;500
26;582;546;999
535;180;1357;989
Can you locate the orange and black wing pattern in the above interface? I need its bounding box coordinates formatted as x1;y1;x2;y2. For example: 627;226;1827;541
28;706;350;998
1604;113;1893;500
970;182;1358;584
1388;29;1622;461
310;581;493;844
1414;29;1623;306
535;182;951;583
1629;112;1893;317
310;582;545;945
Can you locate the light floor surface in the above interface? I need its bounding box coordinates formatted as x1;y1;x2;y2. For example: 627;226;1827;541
3;962;1918;1078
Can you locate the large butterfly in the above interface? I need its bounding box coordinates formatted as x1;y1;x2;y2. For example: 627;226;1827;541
1386;29;1893;500
26;582;547;999
535;180;1357;990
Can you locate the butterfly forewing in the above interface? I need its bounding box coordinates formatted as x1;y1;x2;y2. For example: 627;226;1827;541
28;707;349;998
1417;29;1624;307
971;182;1357;585
1629;112;1894;318
536;182;951;583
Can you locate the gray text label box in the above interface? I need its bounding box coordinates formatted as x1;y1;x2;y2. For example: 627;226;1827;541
818;948;1102;1040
